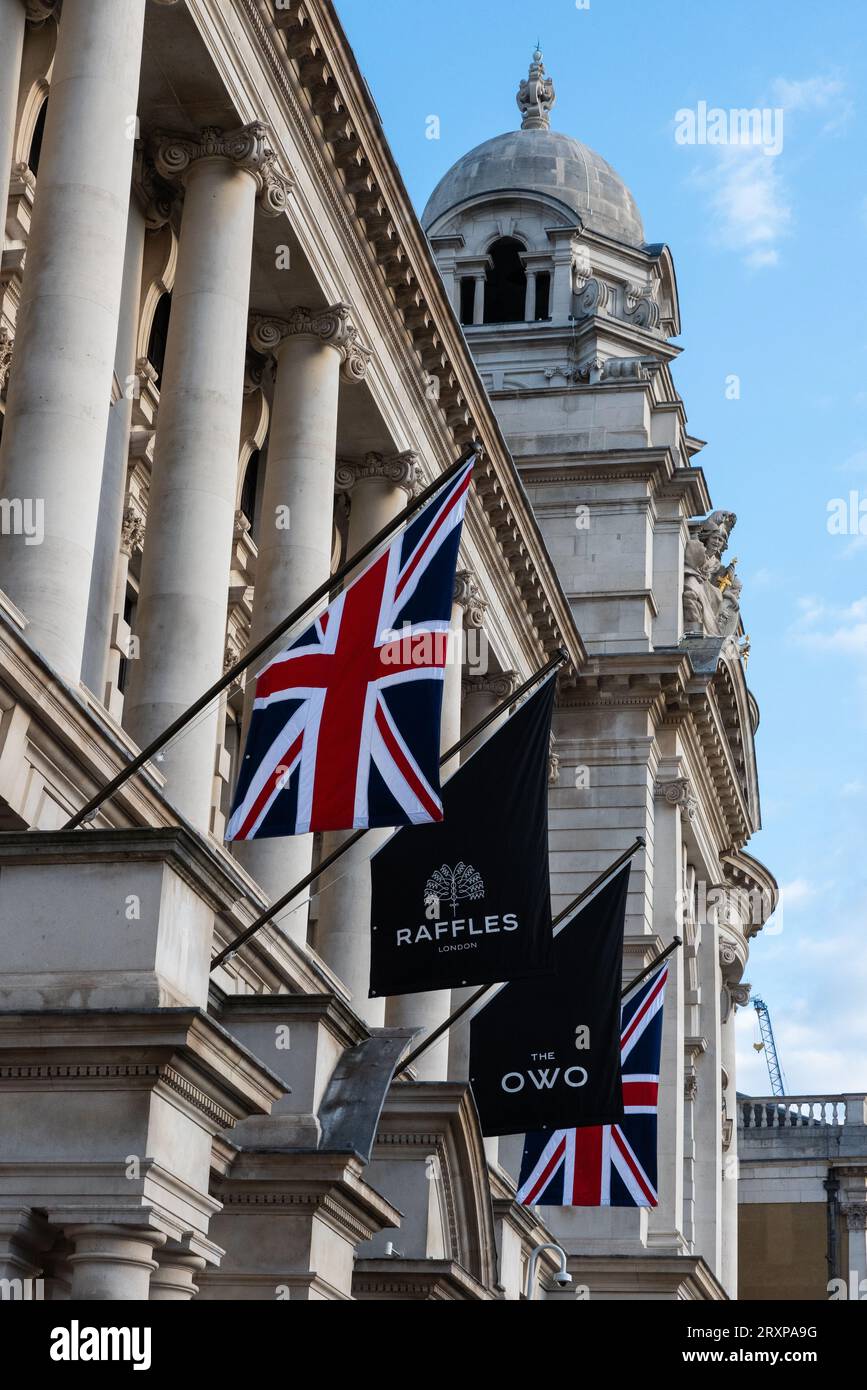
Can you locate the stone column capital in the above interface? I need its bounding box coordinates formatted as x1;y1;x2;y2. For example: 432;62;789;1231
654;776;698;822
334;450;421;498
249;305;371;382
461;670;517;702
453;569;487;629
152;123;292;217
844;1202;867;1231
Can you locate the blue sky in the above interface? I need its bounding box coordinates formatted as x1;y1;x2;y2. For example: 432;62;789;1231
338;0;867;1095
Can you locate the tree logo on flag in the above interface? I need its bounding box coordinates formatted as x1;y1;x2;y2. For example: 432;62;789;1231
424;862;485;916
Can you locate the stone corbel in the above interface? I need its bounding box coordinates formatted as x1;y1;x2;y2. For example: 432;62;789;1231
152;123;293;218
249;305;371;383
572;277;609;317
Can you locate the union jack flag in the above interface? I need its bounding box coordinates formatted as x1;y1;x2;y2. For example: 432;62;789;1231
226;459;473;839
517;959;668;1208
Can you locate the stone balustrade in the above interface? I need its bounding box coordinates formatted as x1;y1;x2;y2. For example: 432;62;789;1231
739;1094;867;1130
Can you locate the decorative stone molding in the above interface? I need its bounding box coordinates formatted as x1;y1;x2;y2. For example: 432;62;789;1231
655;777;698;823
453;570;487;629
249;306;371;383
728;981;751;1009
0;326;12;397
684;1069;698;1103
120;506;145;558
334;450;422;498
844;1203;867;1231
548;730;560;787
152;123;292;217
516;49;555;131
131;145;175;231
25;0;58;24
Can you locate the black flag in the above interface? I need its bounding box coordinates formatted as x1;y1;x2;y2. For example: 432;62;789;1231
368;676;556;998
468;866;629;1136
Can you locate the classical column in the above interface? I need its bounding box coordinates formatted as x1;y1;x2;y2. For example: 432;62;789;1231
124;125;290;832
66;1225;165;1301
314;452;420;1018
0;0;147;683
385;569;483;1080
447;670;516;1083
720;980;746;1297
80;199;147;697
150;1244;206;1301
233;307;370;922
524;269;537;323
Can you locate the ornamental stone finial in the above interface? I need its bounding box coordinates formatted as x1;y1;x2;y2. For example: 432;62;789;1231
249;306;371;383
152;123;292;217
517;48;556;131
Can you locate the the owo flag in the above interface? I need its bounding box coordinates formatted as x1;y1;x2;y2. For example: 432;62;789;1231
225;460;473;839
468;866;629;1136
368;676;556;998
517;958;669;1207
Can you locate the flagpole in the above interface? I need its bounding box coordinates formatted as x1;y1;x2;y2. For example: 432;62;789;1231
210;650;568;971
60;445;478;832
621;934;682;997
393;835;647;1078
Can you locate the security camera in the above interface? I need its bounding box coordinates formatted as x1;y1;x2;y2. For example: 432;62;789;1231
553;1270;573;1287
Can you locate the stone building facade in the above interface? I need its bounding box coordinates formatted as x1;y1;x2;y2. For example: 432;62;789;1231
0;3;773;1300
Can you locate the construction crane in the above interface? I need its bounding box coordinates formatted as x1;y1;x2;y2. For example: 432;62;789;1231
752;997;787;1096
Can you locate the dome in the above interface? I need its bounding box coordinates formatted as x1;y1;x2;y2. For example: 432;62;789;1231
421;51;645;248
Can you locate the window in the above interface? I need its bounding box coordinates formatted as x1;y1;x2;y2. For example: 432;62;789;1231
459;277;475;326
534;272;551;321
240;450;260;537
146;291;172;389
484;238;526;324
27;99;47;177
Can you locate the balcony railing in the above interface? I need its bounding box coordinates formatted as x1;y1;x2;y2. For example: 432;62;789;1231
739;1095;867;1130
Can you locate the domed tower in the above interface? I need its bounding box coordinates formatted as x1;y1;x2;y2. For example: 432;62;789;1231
424;53;776;1300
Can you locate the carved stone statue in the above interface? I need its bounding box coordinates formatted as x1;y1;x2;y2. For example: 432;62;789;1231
683;510;742;637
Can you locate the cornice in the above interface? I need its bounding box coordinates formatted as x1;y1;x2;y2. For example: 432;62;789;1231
224;0;583;671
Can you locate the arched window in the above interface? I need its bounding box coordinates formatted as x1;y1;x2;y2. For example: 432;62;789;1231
240;450;260;537
484;238;526;324
146;291;172;389
27;98;48;177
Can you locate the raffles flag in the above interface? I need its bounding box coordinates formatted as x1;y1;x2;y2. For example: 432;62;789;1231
517;958;669;1207
468;866;629;1137
368;676;556;998
226;461;473;839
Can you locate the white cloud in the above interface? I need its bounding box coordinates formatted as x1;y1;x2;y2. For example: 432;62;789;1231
696;145;791;270
779;878;816;908
842;780;866;796
771;75;853;133
793;595;867;656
